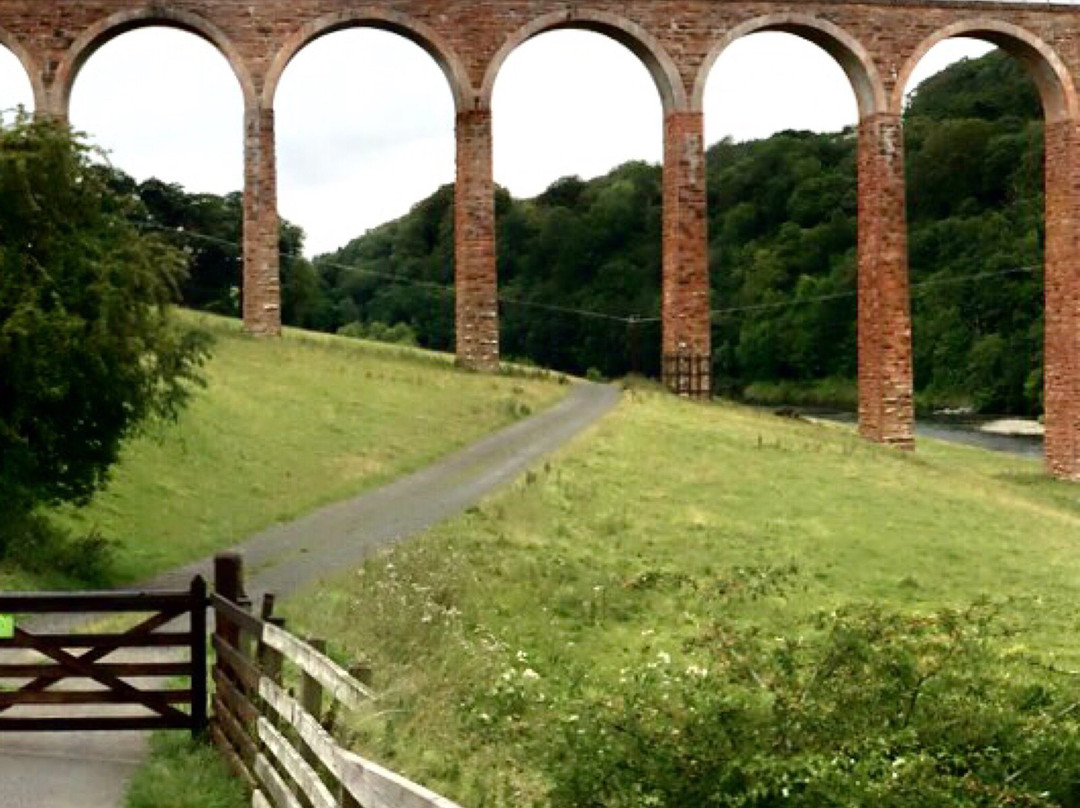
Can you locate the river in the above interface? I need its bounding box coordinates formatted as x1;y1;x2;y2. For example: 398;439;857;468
802;411;1044;459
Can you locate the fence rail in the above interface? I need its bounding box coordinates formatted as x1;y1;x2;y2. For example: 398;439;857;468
0;580;207;735
210;553;463;808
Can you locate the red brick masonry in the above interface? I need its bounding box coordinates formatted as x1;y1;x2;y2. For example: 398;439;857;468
3;0;1077;479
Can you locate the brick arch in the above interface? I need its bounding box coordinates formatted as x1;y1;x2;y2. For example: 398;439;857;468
55;7;255;115
0;30;44;113
892;20;1077;123
479;9;687;113
262;10;472;111
693;13;886;118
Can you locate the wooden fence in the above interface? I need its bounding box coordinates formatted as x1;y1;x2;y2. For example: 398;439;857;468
210;552;464;808
0;580;207;735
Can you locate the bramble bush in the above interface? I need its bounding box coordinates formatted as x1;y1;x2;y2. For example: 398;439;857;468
546;603;1080;807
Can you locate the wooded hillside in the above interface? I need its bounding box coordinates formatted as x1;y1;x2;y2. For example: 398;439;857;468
150;50;1046;415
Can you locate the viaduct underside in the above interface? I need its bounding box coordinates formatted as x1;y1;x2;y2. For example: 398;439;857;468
0;0;1077;479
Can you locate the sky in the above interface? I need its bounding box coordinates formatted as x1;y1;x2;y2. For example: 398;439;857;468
0;28;991;256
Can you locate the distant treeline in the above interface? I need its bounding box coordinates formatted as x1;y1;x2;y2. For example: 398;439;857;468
129;50;1047;415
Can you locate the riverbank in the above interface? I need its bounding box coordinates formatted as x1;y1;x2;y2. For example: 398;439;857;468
742;380;1044;441
796;409;1044;459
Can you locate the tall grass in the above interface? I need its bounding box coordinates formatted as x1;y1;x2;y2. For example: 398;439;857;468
124;732;245;808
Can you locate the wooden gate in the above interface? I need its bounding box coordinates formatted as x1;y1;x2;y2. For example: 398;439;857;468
0;578;208;736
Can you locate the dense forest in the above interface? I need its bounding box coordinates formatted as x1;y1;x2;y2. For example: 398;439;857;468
137;50;1047;415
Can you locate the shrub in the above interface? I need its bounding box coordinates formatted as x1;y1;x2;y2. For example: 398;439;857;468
546;604;1080;807
337;320;419;347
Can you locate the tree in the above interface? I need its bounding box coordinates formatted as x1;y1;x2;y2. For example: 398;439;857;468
0;113;211;530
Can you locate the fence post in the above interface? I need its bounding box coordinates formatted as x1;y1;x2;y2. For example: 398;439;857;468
299;637;326;771
212;551;251;751
190;574;208;740
213;552;244;652
257;594;284;686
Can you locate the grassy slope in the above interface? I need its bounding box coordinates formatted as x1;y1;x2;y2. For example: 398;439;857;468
282;386;1080;805
0;314;567;589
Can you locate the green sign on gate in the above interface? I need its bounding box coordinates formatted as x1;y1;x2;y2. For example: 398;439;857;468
0;614;14;639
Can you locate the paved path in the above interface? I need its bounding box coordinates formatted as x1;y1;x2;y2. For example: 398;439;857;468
0;381;619;808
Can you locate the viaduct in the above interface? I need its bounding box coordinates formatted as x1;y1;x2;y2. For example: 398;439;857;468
0;0;1077;479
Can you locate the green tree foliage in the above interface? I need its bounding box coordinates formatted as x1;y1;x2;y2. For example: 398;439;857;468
905;49;1043;122
312;165;663;377
103;172;315;327
307;185;458;347
0;114;211;526
708;131;860;392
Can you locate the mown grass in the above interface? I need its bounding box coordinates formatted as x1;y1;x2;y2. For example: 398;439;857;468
0;313;567;589
281;385;1080;806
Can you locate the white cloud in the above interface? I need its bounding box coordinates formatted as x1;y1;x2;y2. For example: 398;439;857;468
705;32;859;143
493;30;663;198
0;44;33;112
903;37;995;96
275;29;455;255
69;28;243;195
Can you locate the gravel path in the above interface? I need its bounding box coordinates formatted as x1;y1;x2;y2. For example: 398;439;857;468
0;381;619;808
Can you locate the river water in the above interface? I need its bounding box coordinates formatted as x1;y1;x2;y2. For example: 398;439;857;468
805;411;1044;459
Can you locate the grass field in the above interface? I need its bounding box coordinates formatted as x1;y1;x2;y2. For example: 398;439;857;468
281;384;1080;805
0;313;567;590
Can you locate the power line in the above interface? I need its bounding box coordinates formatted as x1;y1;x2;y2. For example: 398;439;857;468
136;221;645;324
136;220;1041;327
630;265;1039;325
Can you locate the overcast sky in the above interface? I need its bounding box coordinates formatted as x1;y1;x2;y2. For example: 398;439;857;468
0;29;990;256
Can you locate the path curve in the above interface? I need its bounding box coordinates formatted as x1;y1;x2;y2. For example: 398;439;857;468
148;380;619;598
0;381;620;808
